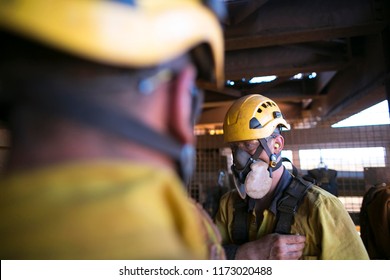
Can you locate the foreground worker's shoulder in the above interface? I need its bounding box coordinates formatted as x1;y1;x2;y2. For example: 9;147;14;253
188;199;226;259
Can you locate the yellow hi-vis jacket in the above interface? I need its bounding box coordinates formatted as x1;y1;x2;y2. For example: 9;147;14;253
215;168;369;260
0;161;221;259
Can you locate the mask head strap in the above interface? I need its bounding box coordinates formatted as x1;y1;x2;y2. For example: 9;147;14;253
259;137;282;177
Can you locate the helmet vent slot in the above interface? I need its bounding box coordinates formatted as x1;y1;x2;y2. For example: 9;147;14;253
249;117;262;129
273;111;282;118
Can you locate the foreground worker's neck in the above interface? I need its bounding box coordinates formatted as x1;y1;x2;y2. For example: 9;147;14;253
6;124;176;173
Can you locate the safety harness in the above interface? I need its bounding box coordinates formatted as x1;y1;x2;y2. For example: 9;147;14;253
231;163;313;244
274;176;313;234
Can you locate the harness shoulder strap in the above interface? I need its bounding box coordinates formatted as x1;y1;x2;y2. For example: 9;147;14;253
274;176;313;234
231;175;313;242
231;191;249;244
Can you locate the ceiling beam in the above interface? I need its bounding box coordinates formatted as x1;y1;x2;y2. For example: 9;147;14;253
225;46;349;79
197;81;241;97
309;34;387;122
225;22;387;51
226;0;269;25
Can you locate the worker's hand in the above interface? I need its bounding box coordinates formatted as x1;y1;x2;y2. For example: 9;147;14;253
235;233;306;260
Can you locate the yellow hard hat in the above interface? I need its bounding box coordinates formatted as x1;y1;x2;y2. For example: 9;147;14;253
0;0;224;85
223;94;290;143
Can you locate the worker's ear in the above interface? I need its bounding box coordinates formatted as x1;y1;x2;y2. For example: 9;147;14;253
273;134;284;154
169;64;198;145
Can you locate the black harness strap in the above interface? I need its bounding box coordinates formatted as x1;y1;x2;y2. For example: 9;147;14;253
231;176;313;244
274;176;313;234
231;193;250;244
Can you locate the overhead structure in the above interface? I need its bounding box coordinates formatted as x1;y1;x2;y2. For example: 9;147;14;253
199;0;390;129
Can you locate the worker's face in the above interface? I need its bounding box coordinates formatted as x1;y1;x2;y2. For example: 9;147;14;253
231;140;262;157
230;140;260;175
229;138;274;200
230;139;270;169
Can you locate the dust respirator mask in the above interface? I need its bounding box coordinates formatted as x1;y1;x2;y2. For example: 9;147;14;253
231;141;273;200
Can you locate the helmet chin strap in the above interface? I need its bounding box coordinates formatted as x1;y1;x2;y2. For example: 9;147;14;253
10;84;195;185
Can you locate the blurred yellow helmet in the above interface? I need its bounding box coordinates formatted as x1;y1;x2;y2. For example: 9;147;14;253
0;0;224;85
223;94;290;143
